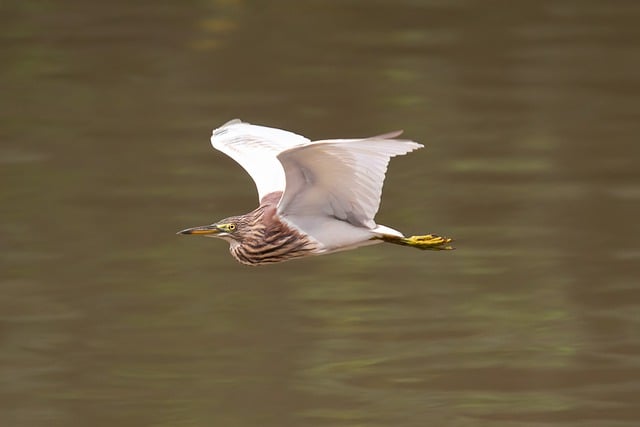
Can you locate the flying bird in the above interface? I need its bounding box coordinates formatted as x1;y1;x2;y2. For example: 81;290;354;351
178;119;453;265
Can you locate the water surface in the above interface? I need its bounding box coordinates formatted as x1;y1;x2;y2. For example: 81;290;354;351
2;1;639;426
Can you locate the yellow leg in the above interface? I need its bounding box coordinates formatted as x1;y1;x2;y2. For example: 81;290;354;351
379;233;454;250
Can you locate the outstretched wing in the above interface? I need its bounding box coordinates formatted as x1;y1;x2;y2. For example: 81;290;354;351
277;132;423;230
210;119;310;201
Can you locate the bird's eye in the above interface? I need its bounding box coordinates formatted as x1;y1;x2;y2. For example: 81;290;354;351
228;223;236;231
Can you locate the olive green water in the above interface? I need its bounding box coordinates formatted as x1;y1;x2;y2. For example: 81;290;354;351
2;1;639;426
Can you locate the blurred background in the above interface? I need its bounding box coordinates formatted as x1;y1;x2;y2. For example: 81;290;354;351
1;1;639;426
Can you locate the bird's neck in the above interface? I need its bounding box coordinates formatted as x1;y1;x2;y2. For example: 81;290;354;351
228;208;318;265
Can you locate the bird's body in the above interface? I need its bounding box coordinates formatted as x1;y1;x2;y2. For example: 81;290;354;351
178;119;452;265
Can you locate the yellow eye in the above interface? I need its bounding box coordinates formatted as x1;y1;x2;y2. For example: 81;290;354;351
228;223;236;231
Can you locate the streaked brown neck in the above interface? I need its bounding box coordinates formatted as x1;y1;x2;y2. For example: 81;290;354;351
230;192;319;265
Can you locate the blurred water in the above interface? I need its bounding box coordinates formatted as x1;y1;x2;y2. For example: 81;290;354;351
1;1;640;426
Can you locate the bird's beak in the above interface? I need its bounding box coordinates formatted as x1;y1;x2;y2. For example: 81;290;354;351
176;224;221;235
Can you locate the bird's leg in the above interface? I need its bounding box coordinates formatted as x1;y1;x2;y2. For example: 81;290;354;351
379;233;454;250
403;234;454;250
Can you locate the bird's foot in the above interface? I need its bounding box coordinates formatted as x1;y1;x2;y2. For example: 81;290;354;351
402;234;454;250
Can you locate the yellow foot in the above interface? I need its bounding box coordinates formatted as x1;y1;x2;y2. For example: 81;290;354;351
402;234;454;250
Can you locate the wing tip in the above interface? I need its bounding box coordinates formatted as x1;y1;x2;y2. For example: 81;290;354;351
378;130;427;151
211;118;249;147
222;118;243;127
375;129;404;139
212;118;245;137
368;130;424;149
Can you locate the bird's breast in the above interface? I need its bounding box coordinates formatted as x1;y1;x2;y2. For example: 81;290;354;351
229;220;319;265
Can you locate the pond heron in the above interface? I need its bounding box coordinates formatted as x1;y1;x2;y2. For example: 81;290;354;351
178;120;453;265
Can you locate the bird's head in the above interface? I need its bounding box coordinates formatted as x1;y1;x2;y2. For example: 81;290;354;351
177;215;251;246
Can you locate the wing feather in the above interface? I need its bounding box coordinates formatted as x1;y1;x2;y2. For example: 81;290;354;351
210;119;309;201
277;134;423;232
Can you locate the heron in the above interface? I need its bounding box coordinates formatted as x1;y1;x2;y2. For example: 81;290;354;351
178;119;453;265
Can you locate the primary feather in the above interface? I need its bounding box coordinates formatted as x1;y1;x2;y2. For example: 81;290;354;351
211;119;309;201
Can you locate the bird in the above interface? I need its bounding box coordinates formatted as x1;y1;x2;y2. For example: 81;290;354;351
177;119;453;265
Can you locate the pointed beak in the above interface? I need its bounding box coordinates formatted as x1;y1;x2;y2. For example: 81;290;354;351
176;224;220;236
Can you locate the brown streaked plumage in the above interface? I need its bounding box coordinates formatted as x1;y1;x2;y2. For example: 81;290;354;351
225;192;320;265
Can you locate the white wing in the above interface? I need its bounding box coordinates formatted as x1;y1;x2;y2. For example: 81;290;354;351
210;119;310;201
277;132;423;231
